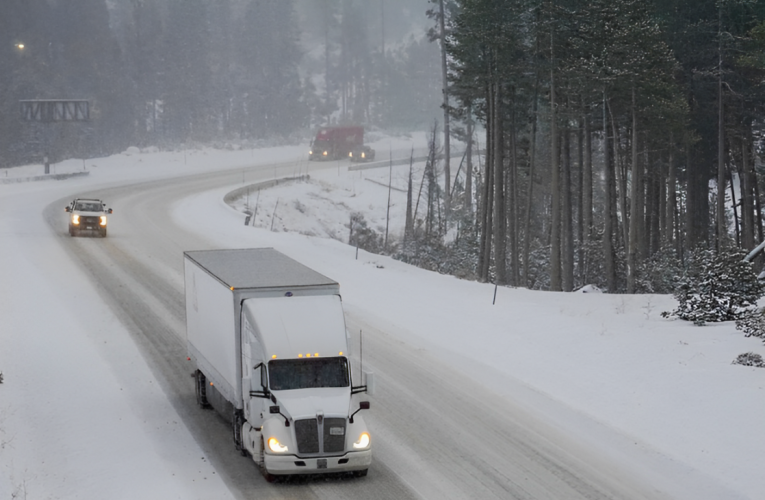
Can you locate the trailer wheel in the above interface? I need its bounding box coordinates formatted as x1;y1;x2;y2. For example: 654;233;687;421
259;438;277;482
194;370;211;409
233;410;247;456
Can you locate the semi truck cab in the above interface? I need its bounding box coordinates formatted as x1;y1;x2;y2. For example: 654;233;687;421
239;295;372;478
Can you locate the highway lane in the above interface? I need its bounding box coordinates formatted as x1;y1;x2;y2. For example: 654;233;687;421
42;160;665;499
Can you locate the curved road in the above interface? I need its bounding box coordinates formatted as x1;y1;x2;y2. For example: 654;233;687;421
41;160;663;500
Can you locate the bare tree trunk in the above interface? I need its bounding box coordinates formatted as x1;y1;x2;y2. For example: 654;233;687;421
584;115;593;240
563;127;574;292
609;105;629;252
478;82;493;282
729;163;740;247
522;20;541;288
742;132;755;250
659;153;667;247
627;86;640;293
667;136;676;250
549;32;561;291
493;81;507;285
716;5;726;252
465;105;474;216
404;149;414;245
577;114;585;285
603;93;616;292
509;97;519;286
438;0;451;213
648;153;660;256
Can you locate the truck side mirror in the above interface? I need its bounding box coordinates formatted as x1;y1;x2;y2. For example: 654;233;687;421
108;208;113;214
269;405;280;414
349;401;370;423
64;206;70;212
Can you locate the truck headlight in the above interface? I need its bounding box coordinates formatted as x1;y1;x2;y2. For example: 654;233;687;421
72;215;80;225
353;432;370;450
100;216;107;226
309;150;313;155
323;151;328;156
268;437;289;453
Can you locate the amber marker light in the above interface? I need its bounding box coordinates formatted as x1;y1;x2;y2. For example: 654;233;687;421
339;351;343;356
271;354;277;359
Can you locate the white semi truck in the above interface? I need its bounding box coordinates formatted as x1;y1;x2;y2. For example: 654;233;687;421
184;248;373;481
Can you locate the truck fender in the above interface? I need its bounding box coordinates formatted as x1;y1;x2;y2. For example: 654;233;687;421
261;417;294;457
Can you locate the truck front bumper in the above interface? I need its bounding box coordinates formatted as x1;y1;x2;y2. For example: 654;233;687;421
264;449;372;475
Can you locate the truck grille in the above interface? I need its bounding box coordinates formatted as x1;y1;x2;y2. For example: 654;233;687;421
80;216;100;226
294;418;346;455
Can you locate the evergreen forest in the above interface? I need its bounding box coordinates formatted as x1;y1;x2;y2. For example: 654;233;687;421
2;0;765;295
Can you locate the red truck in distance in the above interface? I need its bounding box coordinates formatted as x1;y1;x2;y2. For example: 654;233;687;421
309;126;364;161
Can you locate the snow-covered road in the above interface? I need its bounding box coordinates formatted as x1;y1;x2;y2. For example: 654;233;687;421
1;145;762;499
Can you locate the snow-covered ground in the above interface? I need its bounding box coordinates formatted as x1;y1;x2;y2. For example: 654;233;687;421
1;137;764;499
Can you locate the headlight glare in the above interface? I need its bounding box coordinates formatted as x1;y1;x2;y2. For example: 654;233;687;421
72;215;80;225
268;437;288;453
353;432;370;449
100;216;107;226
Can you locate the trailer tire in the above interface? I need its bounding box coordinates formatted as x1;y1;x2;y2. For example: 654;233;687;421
195;370;212;409
259;438;277;483
233;410;247;456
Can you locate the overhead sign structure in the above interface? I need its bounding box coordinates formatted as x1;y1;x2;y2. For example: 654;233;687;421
20;99;89;122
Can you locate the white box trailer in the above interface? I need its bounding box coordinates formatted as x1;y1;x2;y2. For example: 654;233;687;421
184;248;372;480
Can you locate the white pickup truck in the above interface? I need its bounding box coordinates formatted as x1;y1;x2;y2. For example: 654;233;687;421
184;248;374;481
64;198;112;237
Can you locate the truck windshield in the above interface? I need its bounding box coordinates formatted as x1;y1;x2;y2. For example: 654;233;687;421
269;357;349;391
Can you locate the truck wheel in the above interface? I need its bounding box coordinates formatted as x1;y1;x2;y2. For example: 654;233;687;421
194;370;211;409
99;227;107;238
259;438;277;483
233;410;247;456
69;226;76;237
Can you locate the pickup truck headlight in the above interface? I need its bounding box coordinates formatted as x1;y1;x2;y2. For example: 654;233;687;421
267;437;289;453
352;432;370;450
100;216;107;226
72;215;80;225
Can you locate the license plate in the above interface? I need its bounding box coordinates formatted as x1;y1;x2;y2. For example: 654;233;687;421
317;459;327;469
329;427;344;436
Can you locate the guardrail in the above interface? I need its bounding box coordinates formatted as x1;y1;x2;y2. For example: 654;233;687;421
0;171;90;184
